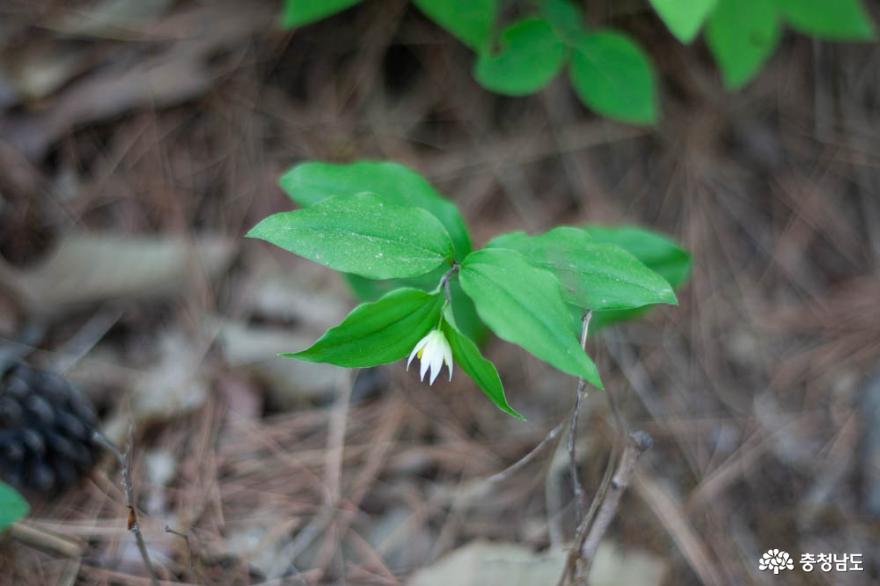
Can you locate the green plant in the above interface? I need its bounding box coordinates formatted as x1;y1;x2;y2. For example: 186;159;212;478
0;481;28;532
248;161;690;418
280;0;876;121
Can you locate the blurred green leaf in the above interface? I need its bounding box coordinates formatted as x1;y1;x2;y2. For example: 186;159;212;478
0;481;28;532
539;0;586;42
413;0;497;50
489;227;677;311
707;0;780;89
281;0;360;28
248;193;453;280
649;0;718;43
776;0;875;40
279;160;471;260
442;313;524;420
474;17;566;96
287;287;443;367
569;30;658;124
460;248;602;388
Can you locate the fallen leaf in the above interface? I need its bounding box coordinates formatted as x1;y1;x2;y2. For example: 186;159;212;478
1;233;235;316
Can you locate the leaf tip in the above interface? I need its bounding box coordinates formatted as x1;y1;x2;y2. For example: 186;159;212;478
588;371;605;390
245;216;274;240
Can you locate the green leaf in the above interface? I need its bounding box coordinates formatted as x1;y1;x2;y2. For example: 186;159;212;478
583;225;691;288
488;227;676;311
569;30;658;124
247;193;453;280
344;270;489;344
441;316;524;420
540;0;586;43
0;481;29;531
448;277;487;343
459;248;602;387
583;225;691;330
279;160;472;260
281;0;361;28
343;273;397;303
287;288;444;367
776;0;875;40
707;0;780;89
413;0;497;51
474;18;566;96
649;0;718;43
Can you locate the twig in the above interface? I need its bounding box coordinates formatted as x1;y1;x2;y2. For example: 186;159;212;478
7;521;83;558
54;307;123;373
165;526;204;585
486;420;565;485
94;427;160;586
567;311;593;520
561;431;653;586
634;472;725;586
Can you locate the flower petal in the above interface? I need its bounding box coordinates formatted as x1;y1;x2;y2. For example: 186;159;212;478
428;362;441;384
437;333;453;381
406;347;419;370
419;341;432;381
428;340;444;385
407;334;429;370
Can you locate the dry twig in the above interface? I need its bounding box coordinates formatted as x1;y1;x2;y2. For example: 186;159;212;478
485;420;565;486
560;431;654;586
7;522;83;558
94;427;159;586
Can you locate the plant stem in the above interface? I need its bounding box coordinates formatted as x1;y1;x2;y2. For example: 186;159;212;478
568;311;593;520
560;431;653;586
94;427;159;586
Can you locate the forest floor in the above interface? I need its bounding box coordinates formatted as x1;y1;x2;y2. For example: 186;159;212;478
1;1;879;584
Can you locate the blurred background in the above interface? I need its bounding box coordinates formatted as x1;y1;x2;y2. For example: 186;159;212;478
1;0;879;584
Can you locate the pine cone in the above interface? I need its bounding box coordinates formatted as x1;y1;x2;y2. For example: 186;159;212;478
0;361;99;495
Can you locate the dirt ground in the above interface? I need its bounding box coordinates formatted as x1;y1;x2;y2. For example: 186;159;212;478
1;1;879;585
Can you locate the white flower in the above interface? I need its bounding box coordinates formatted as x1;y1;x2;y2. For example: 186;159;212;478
407;329;453;385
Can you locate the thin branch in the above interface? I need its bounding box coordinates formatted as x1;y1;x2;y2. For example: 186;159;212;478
94;427;159;586
165;526;205;584
561;431;654;586
557;446;616;586
8;522;83;558
486;419;565;485
567;311;593;520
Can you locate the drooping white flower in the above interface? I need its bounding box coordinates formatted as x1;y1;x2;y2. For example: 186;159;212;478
407;329;453;385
